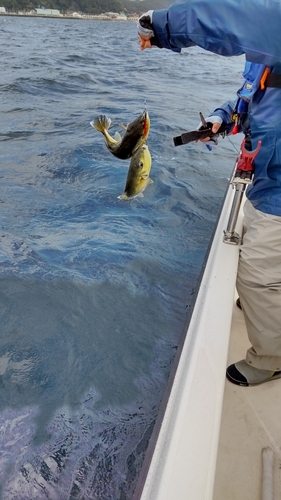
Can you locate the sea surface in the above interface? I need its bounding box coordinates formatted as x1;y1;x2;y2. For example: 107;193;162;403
0;16;244;500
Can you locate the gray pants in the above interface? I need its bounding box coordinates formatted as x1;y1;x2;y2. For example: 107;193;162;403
236;199;281;371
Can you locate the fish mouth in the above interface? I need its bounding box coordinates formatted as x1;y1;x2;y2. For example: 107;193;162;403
143;112;150;138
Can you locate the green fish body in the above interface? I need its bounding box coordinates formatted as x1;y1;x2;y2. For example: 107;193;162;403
91;110;150;160
118;144;152;200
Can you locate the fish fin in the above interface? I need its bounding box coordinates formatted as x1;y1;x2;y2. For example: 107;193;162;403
91;115;111;134
114;132;122;142
118;192;144;200
148;178;153;185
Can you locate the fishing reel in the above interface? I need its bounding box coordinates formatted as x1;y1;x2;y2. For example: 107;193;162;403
173;112;226;147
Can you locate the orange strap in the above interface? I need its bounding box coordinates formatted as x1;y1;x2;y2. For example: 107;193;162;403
260;67;270;90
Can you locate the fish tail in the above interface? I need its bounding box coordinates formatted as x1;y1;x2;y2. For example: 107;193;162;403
91;115;112;135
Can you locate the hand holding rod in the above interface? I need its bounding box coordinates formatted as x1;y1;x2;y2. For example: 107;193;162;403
173;112;225;147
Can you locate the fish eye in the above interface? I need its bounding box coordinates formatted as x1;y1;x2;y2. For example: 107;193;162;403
139;162;144;167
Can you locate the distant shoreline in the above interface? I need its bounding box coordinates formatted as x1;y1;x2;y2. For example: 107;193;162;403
0;13;139;21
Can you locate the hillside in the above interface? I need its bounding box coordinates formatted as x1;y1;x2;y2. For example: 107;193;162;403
2;0;172;15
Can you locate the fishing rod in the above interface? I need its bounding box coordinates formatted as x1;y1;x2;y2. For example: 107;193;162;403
173;112;227;148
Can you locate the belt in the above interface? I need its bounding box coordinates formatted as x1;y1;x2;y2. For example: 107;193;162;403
265;73;281;88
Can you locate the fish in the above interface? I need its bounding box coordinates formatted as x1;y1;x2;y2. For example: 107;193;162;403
90;110;150;160
118;144;153;200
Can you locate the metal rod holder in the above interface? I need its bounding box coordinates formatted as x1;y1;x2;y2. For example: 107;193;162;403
223;182;246;245
223;138;261;246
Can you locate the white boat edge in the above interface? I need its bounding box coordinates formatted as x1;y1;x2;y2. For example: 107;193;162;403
133;181;243;500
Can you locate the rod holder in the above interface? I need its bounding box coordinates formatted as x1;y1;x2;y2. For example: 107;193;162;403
223;138;261;246
223;183;246;245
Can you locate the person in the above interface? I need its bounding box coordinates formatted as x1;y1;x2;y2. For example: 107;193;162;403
137;0;281;387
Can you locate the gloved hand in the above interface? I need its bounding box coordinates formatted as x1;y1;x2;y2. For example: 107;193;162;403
197;115;223;146
197;115;223;134
138;11;161;49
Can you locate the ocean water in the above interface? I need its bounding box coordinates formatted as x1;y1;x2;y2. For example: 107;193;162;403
0;16;244;499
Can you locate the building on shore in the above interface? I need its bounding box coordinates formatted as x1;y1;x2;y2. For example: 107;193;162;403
35;8;61;16
0;6;6;12
104;11;127;19
117;13;127;20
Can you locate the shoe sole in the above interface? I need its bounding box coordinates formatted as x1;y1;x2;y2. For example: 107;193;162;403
226;370;281;387
236;298;242;310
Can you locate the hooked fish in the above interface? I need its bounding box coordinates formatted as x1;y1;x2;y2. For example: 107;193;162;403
118;144;152;200
90;110;150;160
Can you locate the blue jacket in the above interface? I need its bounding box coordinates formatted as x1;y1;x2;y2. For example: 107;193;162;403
152;0;281;215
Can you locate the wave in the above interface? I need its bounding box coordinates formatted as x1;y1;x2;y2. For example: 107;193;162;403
0;16;243;499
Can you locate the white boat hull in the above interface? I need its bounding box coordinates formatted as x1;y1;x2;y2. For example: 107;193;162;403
135;183;244;500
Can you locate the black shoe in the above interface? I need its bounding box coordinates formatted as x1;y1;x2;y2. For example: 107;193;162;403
236;298;242;310
226;360;281;387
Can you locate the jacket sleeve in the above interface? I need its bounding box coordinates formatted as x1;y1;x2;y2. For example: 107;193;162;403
151;0;281;66
211;100;237;135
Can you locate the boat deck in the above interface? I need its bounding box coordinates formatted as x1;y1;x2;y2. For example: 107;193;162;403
213;293;281;499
